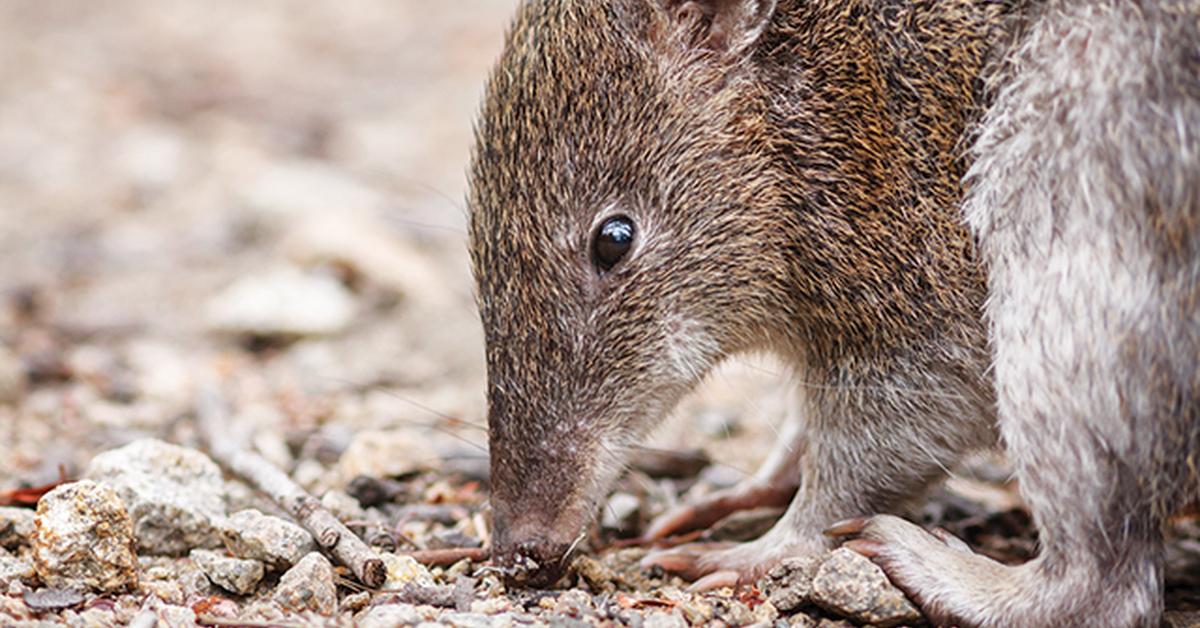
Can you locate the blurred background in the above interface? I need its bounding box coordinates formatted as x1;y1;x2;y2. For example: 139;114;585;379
0;0;787;495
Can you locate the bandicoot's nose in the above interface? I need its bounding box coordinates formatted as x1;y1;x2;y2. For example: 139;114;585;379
494;536;572;588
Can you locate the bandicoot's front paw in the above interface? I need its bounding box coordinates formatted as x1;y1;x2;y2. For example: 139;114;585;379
825;514;1006;627
642;532;818;592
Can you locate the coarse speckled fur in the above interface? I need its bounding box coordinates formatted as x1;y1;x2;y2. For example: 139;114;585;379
852;1;1200;626
469;0;1019;589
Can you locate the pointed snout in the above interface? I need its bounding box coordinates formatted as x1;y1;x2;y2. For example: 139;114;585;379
492;517;576;588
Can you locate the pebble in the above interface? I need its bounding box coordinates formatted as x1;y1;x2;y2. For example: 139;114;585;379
333;429;432;486
441;611;495;628
0;507;36;549
601;493;642;534
281;207;451;307
320;489;367;522
273;552;337;615
572;555;618;593
205;266;357;337
554;589;594;616
145;600;199;628
382;552;436;588
342;590;372;613
190;549;264;596
219;509;316;571
23;587;86;612
643;610;688;628
809;549;921;627
85;439;227;556
139;556;214;603
32;480;139;593
0;549;36;588
357;603;435;628
759;556;822;613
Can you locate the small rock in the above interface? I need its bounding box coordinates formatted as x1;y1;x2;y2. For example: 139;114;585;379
759;556;822;613
140;556;214;603
189;549;263;596
219;509;315;570
572;555;617;593
127;610;159;628
281;207;451;307
23;587;85;611
320;489;366;522
382;552;435;588
809;549;921;627
32;480;138;593
555;588;594;616
0;550;36;587
85;439;227;556
601;493;642;534
357;603;432;628
643;610;688;628
711;597;756;626
342;591;371;613
206;266;357;337
441;612;495;628
146;600;198;628
469;596;514;615
273;552;337;615
0;345;25;404
333;429;432;486
0;507;36;549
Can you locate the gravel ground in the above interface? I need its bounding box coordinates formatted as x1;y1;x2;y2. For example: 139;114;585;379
0;2;1197;627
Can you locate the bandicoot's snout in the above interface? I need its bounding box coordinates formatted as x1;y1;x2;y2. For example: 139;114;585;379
492;534;573;588
491;512;576;588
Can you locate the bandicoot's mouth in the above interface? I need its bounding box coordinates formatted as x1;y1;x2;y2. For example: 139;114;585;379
489;540;574;588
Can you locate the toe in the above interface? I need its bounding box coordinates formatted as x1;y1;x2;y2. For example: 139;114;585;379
644;484;795;541
643;503;704;541
641;542;735;581
931;527;974;554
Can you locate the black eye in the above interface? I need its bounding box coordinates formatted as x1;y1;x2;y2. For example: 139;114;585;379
593;216;636;272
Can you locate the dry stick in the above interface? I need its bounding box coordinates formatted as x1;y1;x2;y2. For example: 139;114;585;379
404;547;489;567
195;387;387;589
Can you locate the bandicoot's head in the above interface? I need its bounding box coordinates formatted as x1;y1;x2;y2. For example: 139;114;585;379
469;0;792;587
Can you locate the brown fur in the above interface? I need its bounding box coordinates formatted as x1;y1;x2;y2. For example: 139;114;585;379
470;0;1019;587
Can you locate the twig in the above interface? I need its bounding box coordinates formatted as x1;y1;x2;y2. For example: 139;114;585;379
196;387;386;589
405;547;489;567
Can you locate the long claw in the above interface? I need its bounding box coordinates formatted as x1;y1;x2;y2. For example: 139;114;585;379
823;517;869;537
843;538;886;558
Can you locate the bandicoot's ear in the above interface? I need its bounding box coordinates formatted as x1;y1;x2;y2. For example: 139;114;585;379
651;0;777;56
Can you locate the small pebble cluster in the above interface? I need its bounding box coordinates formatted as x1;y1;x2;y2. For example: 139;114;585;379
0;439;935;627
